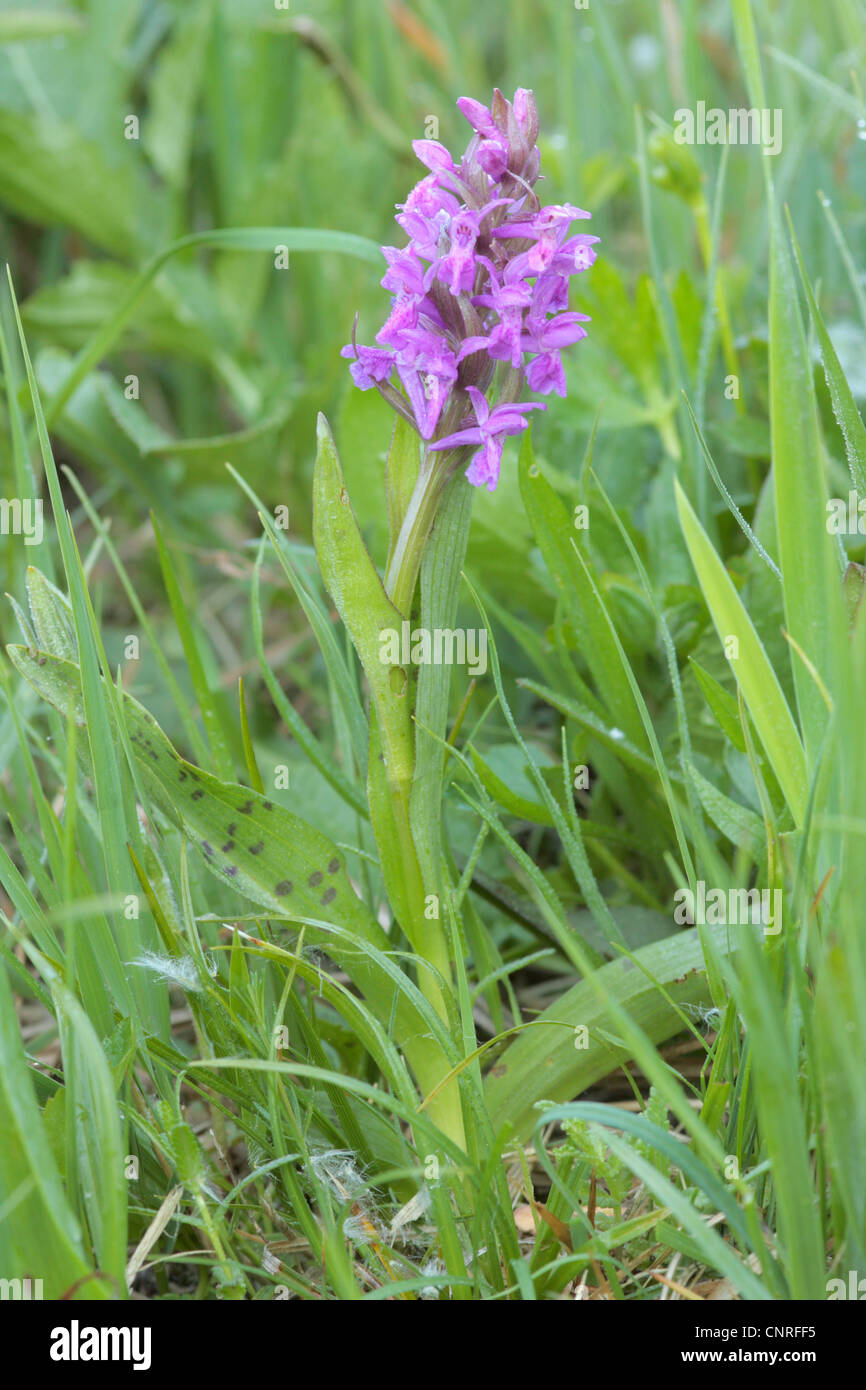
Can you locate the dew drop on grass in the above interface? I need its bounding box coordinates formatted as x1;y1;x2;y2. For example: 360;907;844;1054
857;118;866;141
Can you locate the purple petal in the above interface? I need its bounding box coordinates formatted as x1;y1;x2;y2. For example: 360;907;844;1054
412;139;456;173
526;352;567;397
484;401;546;435
457;96;499;139
476;138;509;179
455;334;493;363
538;312;590;350
465;437;504;491
376;294;419;348
397;363;436;439
429;426;484;451
513;89;538;144
381;246;426;295
464;385;490;426
341;344;395;389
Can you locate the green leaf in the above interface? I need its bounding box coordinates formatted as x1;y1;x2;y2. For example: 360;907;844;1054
0;958;107;1299
0;9;84;39
675;479;809;824
53;980;127;1292
312;415;426;943
0;111;154;258
814;942;866;1269
152;514;236;781
249;545;366;817
788;214;866;496
519;440;646;750
143;0;211;189
689;657;746;753
469;746;554;827
6;643;375;948
229;466;368;774
768;202;842;764
726;912;826;1298
485;921;737;1143
518;677;684;789
687;763;765;859
25;566;77;663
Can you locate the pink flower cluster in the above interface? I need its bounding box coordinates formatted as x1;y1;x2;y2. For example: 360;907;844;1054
343;89;598;491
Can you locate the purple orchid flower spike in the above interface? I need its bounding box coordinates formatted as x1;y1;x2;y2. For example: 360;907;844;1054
340;87;596;608
342;86;596;492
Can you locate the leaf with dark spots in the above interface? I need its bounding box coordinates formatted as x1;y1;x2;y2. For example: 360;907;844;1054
5;643;379;943
6;642;453;1096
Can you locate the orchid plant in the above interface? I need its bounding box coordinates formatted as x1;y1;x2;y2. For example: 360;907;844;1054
308;89;598;1153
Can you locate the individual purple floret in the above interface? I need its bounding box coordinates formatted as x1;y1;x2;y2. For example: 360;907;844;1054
342;87;598;493
430;387;545;491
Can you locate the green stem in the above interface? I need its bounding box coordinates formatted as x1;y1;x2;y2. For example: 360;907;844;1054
694;196;743;412
380;452;469;1155
372;751;467;1153
385;452;450;618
